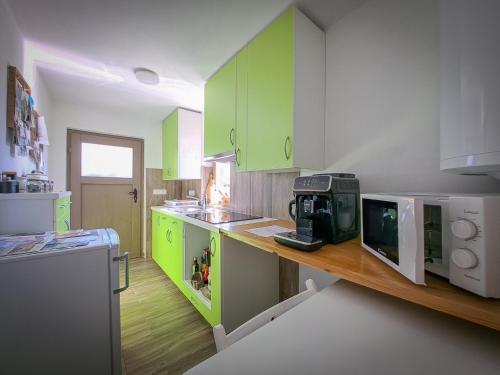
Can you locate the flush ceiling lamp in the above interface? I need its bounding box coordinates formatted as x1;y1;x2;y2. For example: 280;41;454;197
134;68;160;85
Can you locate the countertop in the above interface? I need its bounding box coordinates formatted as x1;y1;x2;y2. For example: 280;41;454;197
150;205;276;232
185;280;500;375
0;191;71;200
219;220;500;331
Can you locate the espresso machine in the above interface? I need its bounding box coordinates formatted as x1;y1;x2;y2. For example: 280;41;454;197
274;173;360;251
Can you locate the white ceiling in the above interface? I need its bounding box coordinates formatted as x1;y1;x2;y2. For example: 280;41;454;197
7;0;367;121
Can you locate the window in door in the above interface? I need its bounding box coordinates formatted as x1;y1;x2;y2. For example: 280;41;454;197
81;142;133;178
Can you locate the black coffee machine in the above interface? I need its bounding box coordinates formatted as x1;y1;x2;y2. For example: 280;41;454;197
274;173;360;251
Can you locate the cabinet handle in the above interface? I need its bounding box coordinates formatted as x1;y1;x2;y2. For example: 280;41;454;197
58;204;66;209
64;219;70;231
284;136;291;161
113;252;129;294
166;229;171;242
209;236;216;257
235;148;241;167
230;128;235;146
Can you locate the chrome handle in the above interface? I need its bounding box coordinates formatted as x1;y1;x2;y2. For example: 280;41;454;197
236;148;241;167
284;136;291;160
209;236;216;257
113;252;129;294
58;204;66;209
230;128;235;146
64;219;70;231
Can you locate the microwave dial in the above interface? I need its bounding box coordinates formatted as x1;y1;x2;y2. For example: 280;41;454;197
451;219;478;240
451;248;478;269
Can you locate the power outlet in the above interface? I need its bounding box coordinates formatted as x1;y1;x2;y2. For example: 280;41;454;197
153;189;167;195
188;190;195;196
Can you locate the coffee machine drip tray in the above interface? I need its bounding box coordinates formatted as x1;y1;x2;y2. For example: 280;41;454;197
274;231;324;252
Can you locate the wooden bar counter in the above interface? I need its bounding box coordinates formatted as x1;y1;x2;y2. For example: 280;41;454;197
220;220;500;332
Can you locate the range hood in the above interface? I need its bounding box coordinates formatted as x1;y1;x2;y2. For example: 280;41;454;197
203;151;236;163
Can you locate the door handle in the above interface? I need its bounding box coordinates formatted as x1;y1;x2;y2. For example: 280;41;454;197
113;252;129;294
128;188;138;203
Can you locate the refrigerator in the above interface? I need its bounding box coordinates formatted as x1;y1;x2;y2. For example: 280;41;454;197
0;228;127;375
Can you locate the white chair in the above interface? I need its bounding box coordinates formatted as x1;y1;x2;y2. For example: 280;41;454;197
213;279;318;352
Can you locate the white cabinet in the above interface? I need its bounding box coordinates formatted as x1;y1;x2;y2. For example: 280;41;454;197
0;192;72;234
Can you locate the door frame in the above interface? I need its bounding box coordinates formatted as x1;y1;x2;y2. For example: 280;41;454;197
67;129;145;255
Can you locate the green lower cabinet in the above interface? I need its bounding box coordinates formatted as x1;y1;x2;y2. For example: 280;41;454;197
152;213;169;274
180;231;221;327
55;196;71;232
167;217;183;287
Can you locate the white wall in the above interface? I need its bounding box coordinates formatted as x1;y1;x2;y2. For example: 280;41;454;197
0;0;37;175
47;100;162;191
301;0;500;291
319;0;500;193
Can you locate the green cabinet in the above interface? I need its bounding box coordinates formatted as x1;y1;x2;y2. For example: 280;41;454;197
204;7;325;172
235;46;248;171
55;195;71;232
151;211;183;287
246;8;294;171
162;108;202;180
162;110;179;180
204;56;237;158
179;230;221;327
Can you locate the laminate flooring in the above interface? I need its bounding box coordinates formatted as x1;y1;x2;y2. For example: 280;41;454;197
121;258;216;374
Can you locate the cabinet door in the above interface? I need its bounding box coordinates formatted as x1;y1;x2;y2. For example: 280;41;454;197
55;196;71;232
151;211;161;264
204;56;236;158
162;111;179;180
168;217;184;287
208;231;222;326
155;214;170;273
235;46;248;171
247;8;294;171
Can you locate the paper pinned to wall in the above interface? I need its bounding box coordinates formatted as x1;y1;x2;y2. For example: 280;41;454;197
245;225;292;238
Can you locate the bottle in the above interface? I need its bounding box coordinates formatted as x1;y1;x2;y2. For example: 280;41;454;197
200;252;206;273
203;265;210;284
192;257;199;275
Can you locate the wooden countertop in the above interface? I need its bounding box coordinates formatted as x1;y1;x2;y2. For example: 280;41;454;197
220;220;500;332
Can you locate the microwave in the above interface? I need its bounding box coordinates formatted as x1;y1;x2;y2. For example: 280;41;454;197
361;193;500;298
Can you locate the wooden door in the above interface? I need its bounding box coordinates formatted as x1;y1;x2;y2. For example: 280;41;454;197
68;130;143;258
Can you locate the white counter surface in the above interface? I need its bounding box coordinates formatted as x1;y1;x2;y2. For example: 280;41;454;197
0;191;71;200
151;206;276;232
185;280;500;375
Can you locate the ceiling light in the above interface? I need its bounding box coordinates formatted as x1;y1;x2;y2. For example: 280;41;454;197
134;68;160;85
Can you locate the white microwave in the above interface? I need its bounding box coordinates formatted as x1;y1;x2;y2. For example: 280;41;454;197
361;193;500;298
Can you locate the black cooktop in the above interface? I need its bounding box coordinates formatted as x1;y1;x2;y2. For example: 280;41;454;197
186;210;261;224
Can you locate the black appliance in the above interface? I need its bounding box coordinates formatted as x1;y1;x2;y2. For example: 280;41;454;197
274;173;360;251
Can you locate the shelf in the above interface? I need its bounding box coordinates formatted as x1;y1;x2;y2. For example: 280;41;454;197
220;220;500;332
184;280;211;309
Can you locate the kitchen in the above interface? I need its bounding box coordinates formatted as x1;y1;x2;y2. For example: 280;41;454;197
1;0;500;374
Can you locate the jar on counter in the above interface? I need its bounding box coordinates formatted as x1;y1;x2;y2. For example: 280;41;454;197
27;180;44;193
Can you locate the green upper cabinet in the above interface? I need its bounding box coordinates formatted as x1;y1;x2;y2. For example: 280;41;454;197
162;108;202;180
247;8;294;171
204;56;237;158
235;46;248;172
245;7;325;171
163;110;178;180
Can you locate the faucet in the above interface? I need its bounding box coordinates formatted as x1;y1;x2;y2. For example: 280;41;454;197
186;195;207;209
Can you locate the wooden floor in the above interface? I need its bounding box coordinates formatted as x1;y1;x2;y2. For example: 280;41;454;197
120;258;216;375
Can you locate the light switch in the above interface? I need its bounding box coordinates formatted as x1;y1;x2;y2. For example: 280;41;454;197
153;189;167;195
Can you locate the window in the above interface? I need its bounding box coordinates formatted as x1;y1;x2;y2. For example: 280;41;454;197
81;142;133;178
211;162;231;206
